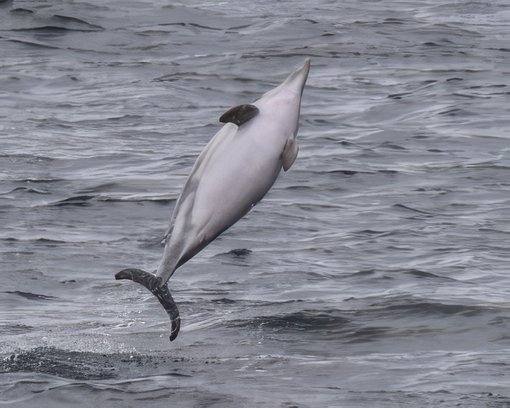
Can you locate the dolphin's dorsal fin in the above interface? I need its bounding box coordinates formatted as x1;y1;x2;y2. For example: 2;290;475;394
219;104;259;126
281;137;299;171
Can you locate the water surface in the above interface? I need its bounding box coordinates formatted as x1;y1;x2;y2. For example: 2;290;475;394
1;0;510;406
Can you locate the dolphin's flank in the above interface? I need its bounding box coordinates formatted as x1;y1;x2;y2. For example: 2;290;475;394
116;58;311;341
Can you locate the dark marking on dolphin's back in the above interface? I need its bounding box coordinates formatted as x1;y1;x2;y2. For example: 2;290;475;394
219;104;259;126
115;268;181;341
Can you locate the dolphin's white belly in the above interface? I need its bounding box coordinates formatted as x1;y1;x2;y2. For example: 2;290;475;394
191;125;283;238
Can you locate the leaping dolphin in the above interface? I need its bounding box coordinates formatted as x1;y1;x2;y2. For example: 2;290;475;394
115;58;311;341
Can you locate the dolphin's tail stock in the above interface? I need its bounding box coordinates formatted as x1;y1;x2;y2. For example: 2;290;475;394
115;268;181;341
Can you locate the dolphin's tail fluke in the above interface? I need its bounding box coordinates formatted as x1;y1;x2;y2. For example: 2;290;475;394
115;268;181;341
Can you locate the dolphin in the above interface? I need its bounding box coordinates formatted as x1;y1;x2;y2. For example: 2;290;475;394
115;58;310;341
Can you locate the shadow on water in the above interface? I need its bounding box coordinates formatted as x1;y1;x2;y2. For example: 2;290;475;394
0;347;190;380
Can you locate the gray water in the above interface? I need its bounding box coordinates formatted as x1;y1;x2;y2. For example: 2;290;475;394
1;0;510;406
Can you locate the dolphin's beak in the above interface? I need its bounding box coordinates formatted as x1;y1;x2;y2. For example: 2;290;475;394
280;58;311;96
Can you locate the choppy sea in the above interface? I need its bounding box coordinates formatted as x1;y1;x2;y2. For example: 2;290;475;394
1;0;510;406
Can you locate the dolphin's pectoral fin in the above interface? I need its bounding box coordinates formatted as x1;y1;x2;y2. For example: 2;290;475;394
219;104;259;126
115;268;181;341
281;137;299;171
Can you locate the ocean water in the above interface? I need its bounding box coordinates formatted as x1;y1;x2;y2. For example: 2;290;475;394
1;0;510;406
